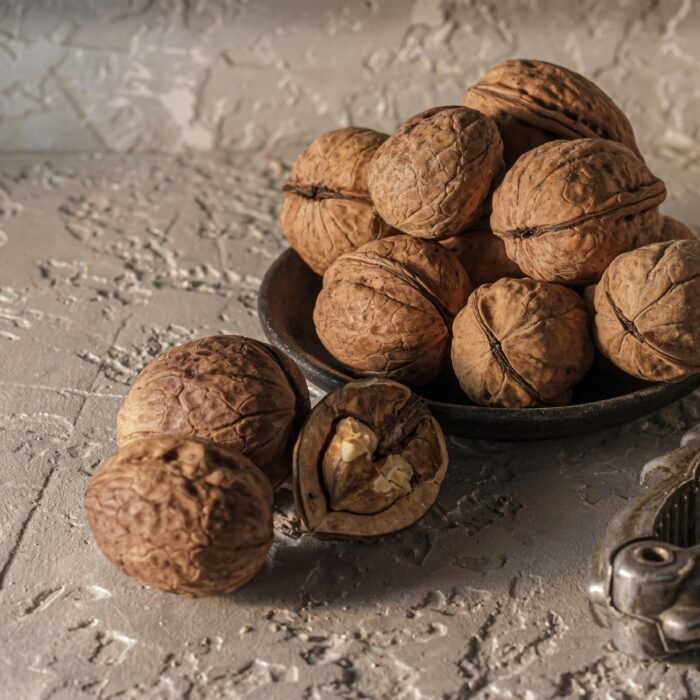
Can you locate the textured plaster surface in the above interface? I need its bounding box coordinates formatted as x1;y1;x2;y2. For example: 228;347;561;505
0;150;698;700
2;0;700;698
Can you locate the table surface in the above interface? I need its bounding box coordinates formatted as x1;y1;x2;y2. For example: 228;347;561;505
1;152;699;700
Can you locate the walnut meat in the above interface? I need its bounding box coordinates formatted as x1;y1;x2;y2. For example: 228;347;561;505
491;139;666;286
451;277;594;407
85;435;273;597
461;58;641;166
293;379;448;538
313;235;472;386
592;240;700;383
280;127;393;275
441;220;523;287
117;335;310;488
368;107;504;239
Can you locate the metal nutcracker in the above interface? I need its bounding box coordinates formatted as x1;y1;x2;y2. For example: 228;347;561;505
589;425;700;658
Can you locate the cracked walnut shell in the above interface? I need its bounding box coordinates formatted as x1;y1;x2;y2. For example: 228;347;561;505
85;435;273;597
367;106;504;239
592;240;700;383
451;277;594;407
313;235;472;386
490;139;666;286
461;58;641;166
293;379;448;538
116;335;310;489
280;127;393;275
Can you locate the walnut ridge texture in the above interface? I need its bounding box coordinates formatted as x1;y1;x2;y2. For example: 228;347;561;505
593;240;700;383
367;106;504;239
280;127;393;275
451;277;594;407
490;138;666;286
313;234;471;386
461;58;642;166
293;379;448;538
116;335;311;488
85;435;274;597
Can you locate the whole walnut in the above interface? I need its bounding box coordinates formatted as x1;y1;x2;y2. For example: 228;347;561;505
293;379;448;538
658;215;696;242
280;127;393;275
314;235;472;386
117;335;310;488
451;277;594;407
462;58;641;166
491;139;666;286
85;435;273;597
441;220;523;287
592;240;700;383
368;106;504;239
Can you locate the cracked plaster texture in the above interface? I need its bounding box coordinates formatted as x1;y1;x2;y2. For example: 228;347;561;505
1;0;700;698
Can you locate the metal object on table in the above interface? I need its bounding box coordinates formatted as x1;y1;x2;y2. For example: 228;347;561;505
589;426;700;657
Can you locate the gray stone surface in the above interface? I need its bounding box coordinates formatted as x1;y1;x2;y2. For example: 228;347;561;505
0;151;698;699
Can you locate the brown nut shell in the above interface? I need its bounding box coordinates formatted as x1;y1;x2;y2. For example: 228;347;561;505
441;220;523;287
491;139;666;286
313;234;472;386
116;335;310;488
293;378;448;538
658;215;696;242
461;58;641;166
368;106;504;239
451;277;594;407
85;435;273;597
281;127;393;275
592;240;700;383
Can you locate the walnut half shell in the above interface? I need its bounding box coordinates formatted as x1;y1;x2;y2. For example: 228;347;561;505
293;379;448;538
85;435;273;597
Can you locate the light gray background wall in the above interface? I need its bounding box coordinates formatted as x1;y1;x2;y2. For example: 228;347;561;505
1;1;698;183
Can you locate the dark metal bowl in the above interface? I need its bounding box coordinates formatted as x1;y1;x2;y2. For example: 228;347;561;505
258;248;700;440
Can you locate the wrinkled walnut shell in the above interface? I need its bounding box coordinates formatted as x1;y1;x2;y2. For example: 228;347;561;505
658;215;696;242
85;435;273;597
313;235;472;386
593;240;700;383
293;379;448;538
441;220;523;287
451;277;594;407
117;335;310;488
368;106;504;239
491;139;666;286
462;58;641;166
281;127;393;275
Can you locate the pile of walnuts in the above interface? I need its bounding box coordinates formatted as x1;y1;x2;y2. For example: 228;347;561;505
281;58;699;408
86;336;448;597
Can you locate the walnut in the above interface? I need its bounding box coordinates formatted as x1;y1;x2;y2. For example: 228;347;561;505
280;127;393;275
461;58;641;166
117;335;310;488
659;215;696;242
441;220;523;287
85;435;273;597
490;139;666;286
293;378;448;538
313;234;472;386
451;277;594;407
367;106;504;239
592;240;700;383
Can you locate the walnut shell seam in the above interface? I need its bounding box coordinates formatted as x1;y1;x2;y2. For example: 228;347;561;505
470;287;554;406
283;182;373;205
